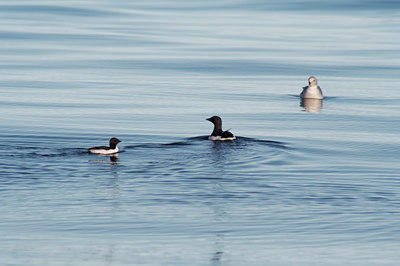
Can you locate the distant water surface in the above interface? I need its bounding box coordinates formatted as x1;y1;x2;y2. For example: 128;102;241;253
1;1;400;265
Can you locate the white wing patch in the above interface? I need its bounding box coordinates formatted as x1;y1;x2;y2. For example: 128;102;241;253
89;147;119;155
208;136;236;141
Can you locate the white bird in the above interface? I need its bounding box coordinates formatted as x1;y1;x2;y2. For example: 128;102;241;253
300;76;324;99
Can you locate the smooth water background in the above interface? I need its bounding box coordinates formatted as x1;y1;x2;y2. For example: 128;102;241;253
1;1;400;265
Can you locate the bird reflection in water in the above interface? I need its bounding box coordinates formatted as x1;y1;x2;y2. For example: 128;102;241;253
90;154;119;164
300;98;323;113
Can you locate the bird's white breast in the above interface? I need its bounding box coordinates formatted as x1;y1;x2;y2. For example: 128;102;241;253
302;85;323;99
89;147;119;155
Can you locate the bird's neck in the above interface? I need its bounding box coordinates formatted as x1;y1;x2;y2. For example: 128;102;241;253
211;124;223;136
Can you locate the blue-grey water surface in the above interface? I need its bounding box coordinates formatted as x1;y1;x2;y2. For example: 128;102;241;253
1;1;400;265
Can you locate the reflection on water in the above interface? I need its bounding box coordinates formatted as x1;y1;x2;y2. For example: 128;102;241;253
89;154;119;164
300;98;323;113
210;141;234;164
211;235;225;265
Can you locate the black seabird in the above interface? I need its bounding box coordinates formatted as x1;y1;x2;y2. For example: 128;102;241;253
206;116;236;141
88;137;121;154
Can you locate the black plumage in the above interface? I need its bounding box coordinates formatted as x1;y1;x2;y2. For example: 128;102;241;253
206;116;235;140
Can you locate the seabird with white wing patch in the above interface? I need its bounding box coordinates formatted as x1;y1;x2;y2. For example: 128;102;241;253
89;137;121;155
206;116;236;141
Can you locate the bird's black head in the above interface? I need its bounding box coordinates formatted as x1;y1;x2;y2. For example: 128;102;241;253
109;137;121;147
206;115;222;125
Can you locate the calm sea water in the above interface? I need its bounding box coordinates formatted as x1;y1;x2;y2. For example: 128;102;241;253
1;1;400;265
